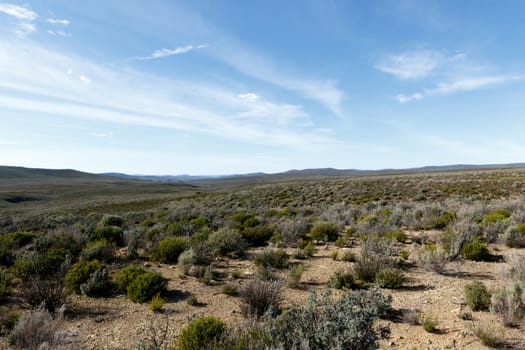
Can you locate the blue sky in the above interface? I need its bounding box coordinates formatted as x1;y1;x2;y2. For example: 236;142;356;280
1;1;525;175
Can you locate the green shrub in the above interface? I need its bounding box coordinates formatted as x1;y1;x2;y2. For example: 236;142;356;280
191;216;209;229
254;249;289;269
0;268;11;300
461;240;491;261
0;231;36;247
434;211;455;229
353;254;385;283
310;223;339;242
100;214;124;227
482;209;511;225
118;266;147;291
176;316;225;350
464;281;491;311
126;271;168;303
374;268;405;289
491;283;525;326
208;229;247;258
93;225;124;246
65;259;103;294
149;293;165;312
472;321;505;348
151;237;189;263
222;283;239;296
11;251;45;280
81;239;113;262
303;241;316;257
341;251;356;262
421;315;438;333
287;264;304;288
242;225;274;246
329;270;357;289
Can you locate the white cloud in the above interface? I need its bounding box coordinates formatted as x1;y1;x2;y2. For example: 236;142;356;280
14;22;36;37
79;75;91;84
0;40;333;150
396;75;523;103
46;18;69;25
137;44;207;60
376;50;443;80
0;3;37;20
47;29;70;37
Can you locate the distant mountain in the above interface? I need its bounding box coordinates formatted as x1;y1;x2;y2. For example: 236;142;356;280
101;172;224;182
0;166;103;180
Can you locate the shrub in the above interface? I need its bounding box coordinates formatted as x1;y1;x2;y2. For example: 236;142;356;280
118;266;147;291
421;314;438;333
503;224;525;248
240;279;283;318
79;266;113;297
10;251;45;280
329;270;357;289
18;277;67;313
287;264;304;288
374;268;405;289
353;253;385;283
341;250;357;262
178;248;196;275
65;259;103;294
0;268;11;301
81;239;114;262
149;293;165;312
310;223;339;242
330;251;338;260
491;283;525;326
254;249;289;269
472;321;505;348
222;283;239;296
10;304;71;350
100;214;124;227
464;281;491;311
483;208;511;225
303;241;316;257
127;271;168;303
93;225;124;246
242;225;274;246
186;295;198;306
413;244;447;273
461;240;491;261
0;311;18;335
264;289;391;350
151;237;189;263
208;229;247;258
176;316;225;350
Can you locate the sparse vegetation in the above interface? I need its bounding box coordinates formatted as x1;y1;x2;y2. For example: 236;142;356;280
464;281;491;311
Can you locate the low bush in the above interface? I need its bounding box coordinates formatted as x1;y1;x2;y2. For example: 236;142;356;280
18;277;67;313
329;270;357;289
0;311;18;335
79;266;113;297
353;253;386;283
10;304;71;350
461;240;491;261
65;259;103;294
287;264;304;288
303;241;317;257
81;239;114;262
263;289;392;350
254;249;289;269
421;314;438;333
413;244;447;273
310;222;339;242
222;283;239;296
10;251;45;280
240;279;283;318
176;316;225;350
100;214;124;227
491;283;525;326
472;321;505;348
149;293;165;312
151;237;189;263
503;224;525;248
208;229;247;258
374;268;405;289
464;281;491;311
127;271;168;303
118;266;147;291
242;225;274;246
482;208;511;225
177;248;196;275
0;268;11;301
93;225;124;246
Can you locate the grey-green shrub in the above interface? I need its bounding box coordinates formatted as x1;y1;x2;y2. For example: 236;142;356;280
254;249;289;269
374;268;405;289
464;281;491;311
208;229;247;258
263;289;391;350
240;279;283;318
310;222;339;242
503;224;525;248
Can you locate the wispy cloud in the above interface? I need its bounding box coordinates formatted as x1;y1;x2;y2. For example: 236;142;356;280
376;50;444;79
46;18;69;25
15;22;36;37
0;40;334;150
396;75;523;103
47;29;70;37
0;3;37;20
136;44;207;60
